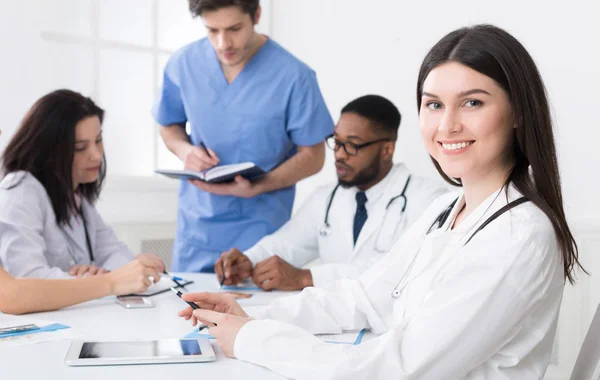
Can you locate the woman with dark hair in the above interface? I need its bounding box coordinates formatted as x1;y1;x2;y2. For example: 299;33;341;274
176;25;584;379
0;89;165;280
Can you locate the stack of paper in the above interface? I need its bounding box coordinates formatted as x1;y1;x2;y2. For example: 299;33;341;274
0;314;72;348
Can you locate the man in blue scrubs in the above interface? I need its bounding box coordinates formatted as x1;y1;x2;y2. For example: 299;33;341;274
153;0;334;272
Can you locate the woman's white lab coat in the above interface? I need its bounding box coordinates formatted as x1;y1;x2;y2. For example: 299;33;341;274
233;185;564;379
0;171;134;278
245;163;448;286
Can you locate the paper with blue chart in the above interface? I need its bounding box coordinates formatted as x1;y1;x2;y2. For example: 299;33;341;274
0;313;73;347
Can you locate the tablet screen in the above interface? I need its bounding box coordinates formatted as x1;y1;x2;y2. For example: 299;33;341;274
79;339;201;359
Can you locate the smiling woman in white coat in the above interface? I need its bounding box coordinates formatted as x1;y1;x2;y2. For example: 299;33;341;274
177;24;585;379
0;90;165;280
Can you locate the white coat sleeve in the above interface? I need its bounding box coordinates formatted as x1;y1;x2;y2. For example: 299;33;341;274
309;256;381;287
244;189;324;267
88;205;134;270
234;215;562;380
248;278;384;335
404;176;450;228
0;184;72;279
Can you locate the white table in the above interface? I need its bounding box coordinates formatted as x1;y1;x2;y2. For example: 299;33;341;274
1;273;288;380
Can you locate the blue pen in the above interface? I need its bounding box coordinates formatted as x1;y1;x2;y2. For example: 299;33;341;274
164;271;186;290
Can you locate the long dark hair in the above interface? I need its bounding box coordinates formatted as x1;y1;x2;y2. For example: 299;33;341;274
1;89;106;226
416;24;583;284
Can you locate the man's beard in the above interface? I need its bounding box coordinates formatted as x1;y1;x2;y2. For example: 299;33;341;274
338;158;382;189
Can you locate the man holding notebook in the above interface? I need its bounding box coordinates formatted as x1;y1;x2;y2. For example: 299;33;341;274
216;95;449;290
153;0;333;272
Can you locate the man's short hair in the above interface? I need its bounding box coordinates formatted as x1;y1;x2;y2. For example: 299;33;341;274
188;0;260;20
341;95;401;139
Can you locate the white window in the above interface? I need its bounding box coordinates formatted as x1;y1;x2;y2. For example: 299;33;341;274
39;0;271;176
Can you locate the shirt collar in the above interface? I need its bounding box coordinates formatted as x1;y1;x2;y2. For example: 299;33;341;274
439;183;524;237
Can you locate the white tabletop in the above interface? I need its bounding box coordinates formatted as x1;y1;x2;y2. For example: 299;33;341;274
0;273;288;380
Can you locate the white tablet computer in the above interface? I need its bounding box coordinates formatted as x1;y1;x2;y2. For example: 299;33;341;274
65;338;215;366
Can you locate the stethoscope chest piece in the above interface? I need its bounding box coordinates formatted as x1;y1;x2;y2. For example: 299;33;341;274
319;224;331;237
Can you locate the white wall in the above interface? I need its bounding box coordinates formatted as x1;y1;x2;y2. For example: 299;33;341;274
274;0;600;223
0;1;49;153
269;0;599;377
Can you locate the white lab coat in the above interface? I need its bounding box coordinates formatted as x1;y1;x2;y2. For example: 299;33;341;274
0;171;134;278
244;163;448;286
234;185;564;379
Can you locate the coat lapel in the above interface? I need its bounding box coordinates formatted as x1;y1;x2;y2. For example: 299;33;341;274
60;216;88;256
60;201;95;260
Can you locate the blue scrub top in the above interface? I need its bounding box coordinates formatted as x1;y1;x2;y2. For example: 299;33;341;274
153;38;334;273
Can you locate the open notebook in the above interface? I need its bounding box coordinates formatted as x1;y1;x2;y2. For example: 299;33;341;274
0;314;71;347
126;276;194;297
155;162;264;184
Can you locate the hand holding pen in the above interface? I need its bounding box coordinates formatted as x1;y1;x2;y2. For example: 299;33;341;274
214;248;253;286
180;141;219;172
176;291;249;330
172;288;252;333
171;288;217;332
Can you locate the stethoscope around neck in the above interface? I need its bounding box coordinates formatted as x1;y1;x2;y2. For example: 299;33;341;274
389;194;529;298
318;175;412;239
63;205;95;265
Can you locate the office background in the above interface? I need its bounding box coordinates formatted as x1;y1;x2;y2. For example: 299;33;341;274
0;0;598;378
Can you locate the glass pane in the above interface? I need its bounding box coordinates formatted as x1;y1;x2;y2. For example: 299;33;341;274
155;53;184;170
40;41;95;95
98;50;155;176
98;0;153;47
156;53;171;88
40;0;93;37
157;132;185;170
157;0;205;51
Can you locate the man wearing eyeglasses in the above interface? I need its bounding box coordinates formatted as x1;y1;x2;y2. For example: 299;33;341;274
216;95;448;290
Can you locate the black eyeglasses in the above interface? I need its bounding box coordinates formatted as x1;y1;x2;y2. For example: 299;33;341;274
325;135;391;156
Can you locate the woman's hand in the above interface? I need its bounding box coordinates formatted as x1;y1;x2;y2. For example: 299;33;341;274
135;253;166;273
194;309;252;358
178;292;248;326
105;255;163;295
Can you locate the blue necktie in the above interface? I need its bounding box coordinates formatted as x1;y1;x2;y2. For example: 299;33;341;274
353;191;368;245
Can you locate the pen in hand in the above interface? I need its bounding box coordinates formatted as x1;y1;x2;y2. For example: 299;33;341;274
170;288;215;330
199;141;212;159
170;287;200;310
164;271;186;290
219;261;226;288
